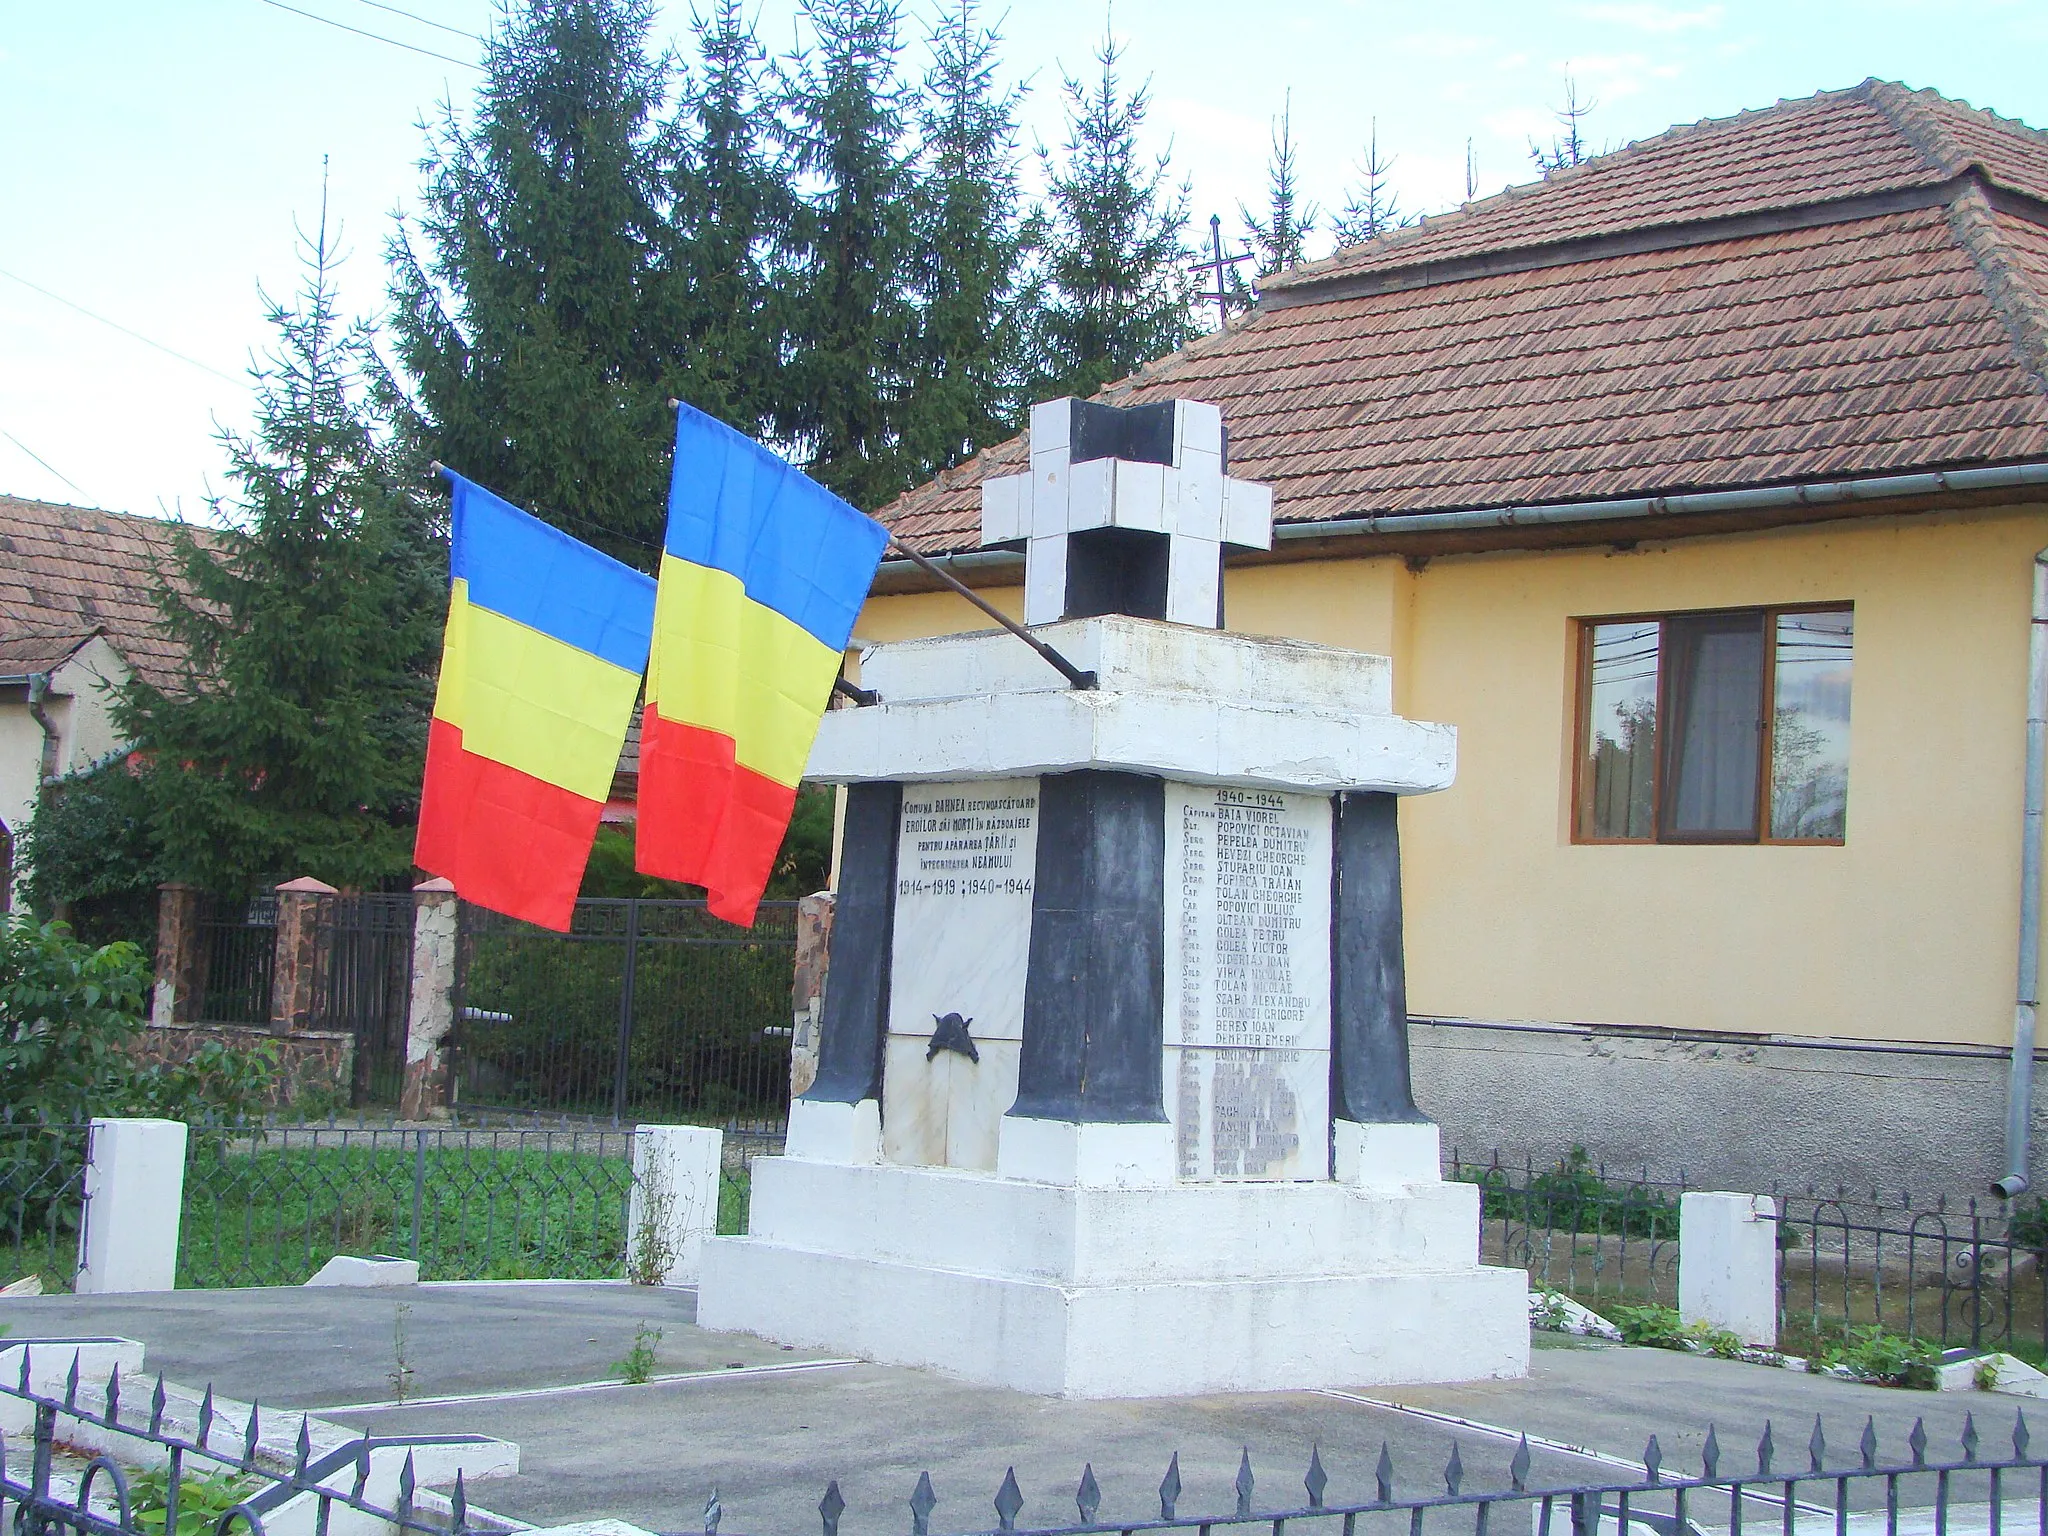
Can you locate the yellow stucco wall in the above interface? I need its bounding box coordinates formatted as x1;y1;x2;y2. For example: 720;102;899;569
849;504;2048;1050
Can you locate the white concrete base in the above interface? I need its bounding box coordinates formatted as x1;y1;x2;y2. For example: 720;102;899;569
1678;1192;1779;1346
75;1119;187;1294
626;1125;723;1284
1334;1120;1440;1187
995;1117;1176;1186
698;1156;1528;1397
304;1255;419;1287
785;1097;882;1163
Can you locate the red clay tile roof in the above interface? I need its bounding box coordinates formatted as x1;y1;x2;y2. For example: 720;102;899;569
0;495;208;689
878;80;2048;555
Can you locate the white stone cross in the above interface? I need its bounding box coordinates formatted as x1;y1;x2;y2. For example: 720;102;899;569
980;398;1274;629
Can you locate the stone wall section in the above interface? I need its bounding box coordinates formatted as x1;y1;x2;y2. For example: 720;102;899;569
133;1022;353;1109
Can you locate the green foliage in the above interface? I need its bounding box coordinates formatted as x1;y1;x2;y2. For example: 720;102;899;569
1810;1324;1937;1388
130;1467;264;1536
118;216;438;897
1032;30;1196;402
613;1320;663;1383
1241;94;1315;278
0;914;151;1125
16;760;163;949
774;0;921;511
899;0;1035;483
1457;1146;1679;1240
718;1165;749;1235
1330;121;1411;248
389;0;686;564
1609;1302;1688;1349
2007;1197;2048;1252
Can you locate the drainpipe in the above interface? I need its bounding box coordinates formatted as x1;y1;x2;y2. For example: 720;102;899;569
1997;549;2048;1198
24;673;61;785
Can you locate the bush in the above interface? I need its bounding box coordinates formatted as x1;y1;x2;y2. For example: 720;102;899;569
1459;1146;1680;1240
1810;1325;1937;1388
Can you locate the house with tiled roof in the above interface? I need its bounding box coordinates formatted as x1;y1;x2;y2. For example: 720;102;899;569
0;494;200;905
855;80;2048;1199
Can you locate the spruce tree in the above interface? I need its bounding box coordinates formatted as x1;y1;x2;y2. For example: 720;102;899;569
1241;93;1315;278
387;0;681;564
1033;32;1196;401
900;0;1034;480
1530;76;1597;175
1331;120;1409;247
119;220;439;894
774;0;920;511
670;0;787;435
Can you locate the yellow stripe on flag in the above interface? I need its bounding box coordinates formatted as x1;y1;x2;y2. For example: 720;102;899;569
434;579;644;803
645;554;842;790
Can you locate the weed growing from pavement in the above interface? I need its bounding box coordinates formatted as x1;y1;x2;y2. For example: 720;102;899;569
614;1322;663;1384
390;1301;416;1402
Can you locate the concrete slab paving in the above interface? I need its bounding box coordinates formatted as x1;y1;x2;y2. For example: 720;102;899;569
0;1286;2025;1536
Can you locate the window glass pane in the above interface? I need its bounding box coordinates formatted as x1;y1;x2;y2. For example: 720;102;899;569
1771;610;1853;839
1662;613;1766;838
1582;621;1659;838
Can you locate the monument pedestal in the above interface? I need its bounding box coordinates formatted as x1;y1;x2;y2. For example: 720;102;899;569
697;398;1528;1397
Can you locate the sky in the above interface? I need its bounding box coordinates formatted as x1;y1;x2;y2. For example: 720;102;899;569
4;0;2048;524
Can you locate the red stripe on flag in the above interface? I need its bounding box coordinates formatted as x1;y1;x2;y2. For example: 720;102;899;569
634;709;796;927
414;717;602;931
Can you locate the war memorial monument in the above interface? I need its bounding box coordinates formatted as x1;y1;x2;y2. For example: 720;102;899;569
698;396;1529;1397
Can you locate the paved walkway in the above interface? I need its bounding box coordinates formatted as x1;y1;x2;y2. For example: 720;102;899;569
0;1286;2024;1536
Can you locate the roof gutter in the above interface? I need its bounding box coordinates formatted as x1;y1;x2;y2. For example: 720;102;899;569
1271;460;2048;543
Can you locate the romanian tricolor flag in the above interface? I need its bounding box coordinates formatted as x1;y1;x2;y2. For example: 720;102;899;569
416;470;657;931
637;404;889;926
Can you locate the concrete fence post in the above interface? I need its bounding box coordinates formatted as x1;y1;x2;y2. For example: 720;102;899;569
75;1118;188;1294
150;882;204;1026
626;1126;723;1286
269;877;337;1035
400;878;459;1120
1678;1191;1778;1346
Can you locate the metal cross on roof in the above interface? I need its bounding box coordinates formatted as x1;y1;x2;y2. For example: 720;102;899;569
980;397;1273;630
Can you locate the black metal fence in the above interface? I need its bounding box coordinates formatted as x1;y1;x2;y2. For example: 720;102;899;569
0;1122;88;1293
1454;1147;2048;1360
0;1348;509;1536
451;897;798;1137
178;1125;638;1287
308;893;416;1106
194;892;276;1026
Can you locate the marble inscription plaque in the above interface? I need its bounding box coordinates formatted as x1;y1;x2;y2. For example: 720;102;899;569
883;778;1040;1170
1164;783;1332;1180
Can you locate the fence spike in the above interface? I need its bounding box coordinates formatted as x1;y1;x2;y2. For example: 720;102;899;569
199;1385;216;1451
1702;1426;1720;1480
1076;1464;1100;1524
1808;1416;1825;1474
104;1366;120;1425
1510;1437;1531;1493
399;1450;417;1519
451;1469;469;1536
1757;1420;1774;1477
704;1488;722;1536
150;1375;167;1437
1643;1436;1661;1485
1306;1445;1329;1509
2016;1411;2031;1462
16;1347;28;1395
1236;1448;1255;1517
820;1480;846;1536
244;1400;261;1469
64;1354;79;1410
995;1468;1024;1531
1910;1419;1929;1467
1860;1418;1878;1470
1963;1413;1981;1464
295;1418;312;1481
1376;1442;1395;1504
352;1435;372;1499
910;1471;936;1536
1445;1442;1463;1497
1159;1453;1182;1521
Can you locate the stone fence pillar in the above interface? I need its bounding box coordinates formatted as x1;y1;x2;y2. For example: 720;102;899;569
75;1118;188;1294
150;882;204;1026
1679;1191;1779;1346
789;891;835;1097
268;876;336;1035
400;878;459;1119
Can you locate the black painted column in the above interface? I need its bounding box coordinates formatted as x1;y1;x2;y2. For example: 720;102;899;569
1010;770;1167;1123
802;782;901;1105
1330;790;1428;1124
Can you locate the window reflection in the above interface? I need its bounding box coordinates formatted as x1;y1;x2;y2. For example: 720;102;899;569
1770;610;1853;840
1584;621;1658;839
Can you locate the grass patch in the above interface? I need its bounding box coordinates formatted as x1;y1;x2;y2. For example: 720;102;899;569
178;1140;632;1287
718;1166;749;1235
